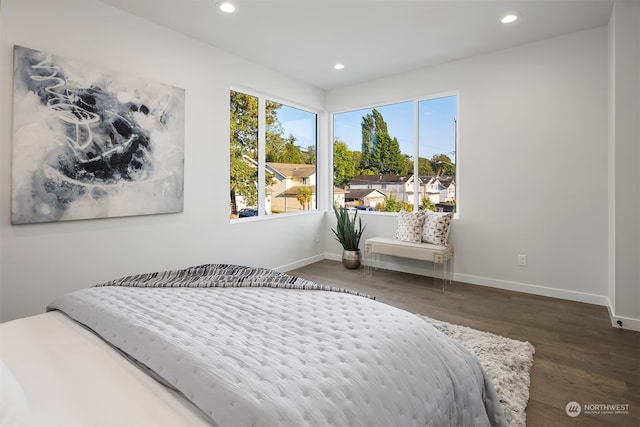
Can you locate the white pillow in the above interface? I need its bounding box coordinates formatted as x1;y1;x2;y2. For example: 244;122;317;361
394;210;426;243
422;210;453;245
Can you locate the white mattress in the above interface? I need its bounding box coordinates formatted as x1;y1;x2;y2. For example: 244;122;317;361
0;311;213;427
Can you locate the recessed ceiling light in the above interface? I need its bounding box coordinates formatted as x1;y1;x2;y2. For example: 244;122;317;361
501;14;518;24
217;1;237;13
334;63;345;70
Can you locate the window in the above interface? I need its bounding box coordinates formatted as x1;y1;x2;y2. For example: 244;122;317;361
230;91;258;218
333;94;457;213
230;90;317;219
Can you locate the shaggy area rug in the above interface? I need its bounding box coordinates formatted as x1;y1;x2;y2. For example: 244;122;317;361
417;315;535;427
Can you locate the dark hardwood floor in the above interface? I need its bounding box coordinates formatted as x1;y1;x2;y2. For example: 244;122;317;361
288;260;640;427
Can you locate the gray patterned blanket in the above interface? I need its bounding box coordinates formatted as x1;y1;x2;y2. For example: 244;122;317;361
47;264;507;427
96;263;375;298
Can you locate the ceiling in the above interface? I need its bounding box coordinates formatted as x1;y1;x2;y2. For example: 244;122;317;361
99;0;613;91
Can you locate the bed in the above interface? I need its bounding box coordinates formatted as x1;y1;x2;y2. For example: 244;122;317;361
1;264;507;427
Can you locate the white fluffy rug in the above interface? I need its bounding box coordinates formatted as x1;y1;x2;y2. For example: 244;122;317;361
417;315;535;427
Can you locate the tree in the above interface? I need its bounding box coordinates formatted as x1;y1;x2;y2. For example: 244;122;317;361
333;139;357;186
374;193;413;212
305;145;316;165
230;91;259;215
230;93;287;215
430;154;455;176
400;154;413;175
418;157;435;176
360;108;405;175
420;197;435;211
281;136;304;164
296;186;312;210
351;150;363;174
231;93;318;216
376;134;405;174
360;113;376;174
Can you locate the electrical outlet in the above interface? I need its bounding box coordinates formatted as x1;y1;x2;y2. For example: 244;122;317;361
518;254;527;266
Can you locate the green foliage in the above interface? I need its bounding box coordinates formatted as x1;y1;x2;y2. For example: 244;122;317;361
359;108;407;175
431;154;455;176
418;157;434;176
375;134;403;174
420;197;435;211
360;114;375;173
296;187;312;210
281;138;303;163
306;145;316;165
266;136;314;166
230;91;259;214
332;207;366;251
231;92;315;215
400;154;413;175
374;193;413;212
333;139;357;186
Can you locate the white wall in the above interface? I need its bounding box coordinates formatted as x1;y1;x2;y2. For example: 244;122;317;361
326;27;613;307
0;0;326;322
2;1;637;330
608;0;640;329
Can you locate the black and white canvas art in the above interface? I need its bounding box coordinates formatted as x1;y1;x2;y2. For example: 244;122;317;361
11;45;185;224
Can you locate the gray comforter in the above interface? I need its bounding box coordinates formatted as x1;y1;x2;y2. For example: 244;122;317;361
47;264;507;427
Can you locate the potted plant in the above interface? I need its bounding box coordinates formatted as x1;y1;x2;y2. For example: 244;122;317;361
332;206;366;269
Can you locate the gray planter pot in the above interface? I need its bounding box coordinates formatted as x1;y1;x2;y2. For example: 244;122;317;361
342;249;361;269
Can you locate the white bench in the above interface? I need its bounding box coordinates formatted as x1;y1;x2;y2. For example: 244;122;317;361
364;236;454;289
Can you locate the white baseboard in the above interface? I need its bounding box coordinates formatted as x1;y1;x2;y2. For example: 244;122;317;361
324;251;640;331
274;254;325;273
606;301;640;332
325;253;342;263
454;273;608;306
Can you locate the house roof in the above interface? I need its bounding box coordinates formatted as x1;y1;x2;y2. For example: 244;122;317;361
421;176;456;186
333;187;348;194
437;176;455;187
345;189;387;200
350;174;411;184
267;163;316;178
281;185;317;196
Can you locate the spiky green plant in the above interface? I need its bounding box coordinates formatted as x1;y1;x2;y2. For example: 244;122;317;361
332;206;366;251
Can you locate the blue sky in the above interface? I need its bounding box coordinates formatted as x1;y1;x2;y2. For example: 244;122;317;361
274;105;317;148
276;95;457;161
334;95;457;161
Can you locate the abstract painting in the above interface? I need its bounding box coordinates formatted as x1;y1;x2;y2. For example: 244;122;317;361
11;45;185;224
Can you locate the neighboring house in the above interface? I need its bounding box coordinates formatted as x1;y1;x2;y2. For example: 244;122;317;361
422;176;456;205
438;177;456;203
344;188;386;209
333;187;347;208
266;162;316;213
280;185;316;211
349;174;419;205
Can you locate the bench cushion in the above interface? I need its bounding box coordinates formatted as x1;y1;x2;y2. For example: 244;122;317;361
365;236;453;263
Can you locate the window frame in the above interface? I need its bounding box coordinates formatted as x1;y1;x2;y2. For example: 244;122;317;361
229;87;320;222
330;90;459;216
